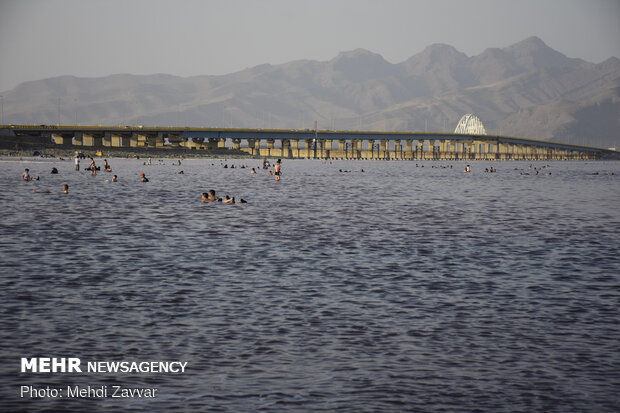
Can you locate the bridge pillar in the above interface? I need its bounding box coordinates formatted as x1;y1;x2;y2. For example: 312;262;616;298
266;139;275;157
246;138;256;155
472;140;482;160
130;133;145;147
496;142;506;160
354;139;362;159
73;133;83;146
113;133;125;147
439;140;446;160
540;146;548;160
405;139;413;160
324;139;332;159
365;139;375;159
279;139;289;158
416;140;424;160
253;138;262;156
143;134;156;148
217;138;227;149
393;140;401;159
167;134;183;147
544;147;552;160
155;132;166;148
52;133;73;145
467;140;476;160
305;139;313;158
482;140;490;160
290;139;299;158
424;140;432;160
492;142;499;159
182;138;197;150
455;140;462;159
380;139;389;159
232;138;241;150
316;139;324;158
338;139;346;159
82;133;103;147
443;140;452;159
428;139;436;160
475;141;482;160
103;132;112;147
457;140;463;159
204;138;217;151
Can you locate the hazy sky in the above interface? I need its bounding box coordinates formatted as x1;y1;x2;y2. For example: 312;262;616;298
1;0;619;92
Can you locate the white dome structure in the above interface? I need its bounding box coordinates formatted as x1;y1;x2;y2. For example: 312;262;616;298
454;114;487;135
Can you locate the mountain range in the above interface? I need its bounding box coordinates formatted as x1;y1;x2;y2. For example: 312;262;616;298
2;36;619;148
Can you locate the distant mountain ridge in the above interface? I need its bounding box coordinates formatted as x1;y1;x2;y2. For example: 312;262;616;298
2;36;619;147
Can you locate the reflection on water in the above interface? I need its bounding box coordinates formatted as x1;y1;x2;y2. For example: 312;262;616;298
1;158;619;412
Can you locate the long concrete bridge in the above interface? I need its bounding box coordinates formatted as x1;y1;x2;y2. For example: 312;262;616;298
5;125;617;160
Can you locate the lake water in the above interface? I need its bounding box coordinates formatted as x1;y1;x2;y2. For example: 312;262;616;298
0;157;619;412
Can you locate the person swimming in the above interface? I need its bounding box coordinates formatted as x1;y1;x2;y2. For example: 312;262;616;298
140;173;149;182
274;159;281;181
202;189;220;202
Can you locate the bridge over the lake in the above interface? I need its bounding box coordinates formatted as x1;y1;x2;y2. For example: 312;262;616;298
4;125;617;161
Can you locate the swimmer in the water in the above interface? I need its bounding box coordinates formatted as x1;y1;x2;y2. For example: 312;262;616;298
274;159;281;181
202;189;220;202
23;168;31;181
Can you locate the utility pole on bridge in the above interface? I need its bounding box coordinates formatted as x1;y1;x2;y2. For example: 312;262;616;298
313;120;318;159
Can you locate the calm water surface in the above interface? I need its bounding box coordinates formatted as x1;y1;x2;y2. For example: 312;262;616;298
0;158;619;412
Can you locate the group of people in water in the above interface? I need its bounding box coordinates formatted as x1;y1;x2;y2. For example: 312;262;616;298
201;190;247;204
23;154;268;204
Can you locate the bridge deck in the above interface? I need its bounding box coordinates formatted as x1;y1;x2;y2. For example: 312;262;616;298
3;125;613;154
